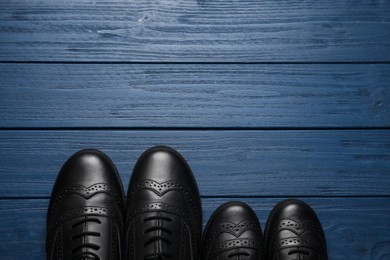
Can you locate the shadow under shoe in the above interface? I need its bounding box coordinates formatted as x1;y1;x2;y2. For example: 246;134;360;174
46;149;126;260
126;146;202;260
264;199;328;260
202;201;265;260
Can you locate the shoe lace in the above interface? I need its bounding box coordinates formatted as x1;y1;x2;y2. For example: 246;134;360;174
287;248;311;259
71;217;102;260
143;215;173;260
227;251;250;259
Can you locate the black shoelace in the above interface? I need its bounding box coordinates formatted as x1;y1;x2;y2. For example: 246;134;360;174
71;217;102;260
227;251;250;259
287;248;311;259
143;215;173;260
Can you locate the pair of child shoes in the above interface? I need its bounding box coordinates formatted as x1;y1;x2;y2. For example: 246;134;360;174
203;199;327;259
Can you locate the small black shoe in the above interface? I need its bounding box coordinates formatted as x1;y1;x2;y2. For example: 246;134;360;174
125;146;202;260
265;199;328;260
202;201;265;260
46;149;126;260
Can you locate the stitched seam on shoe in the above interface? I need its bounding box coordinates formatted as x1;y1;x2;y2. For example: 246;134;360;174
203;220;262;257
48;184;123;229
209;238;261;260
128;179;200;219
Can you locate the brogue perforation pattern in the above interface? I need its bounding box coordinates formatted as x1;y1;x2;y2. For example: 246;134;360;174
54;206;120;228
275;237;320;251
209;238;261;260
203;220;261;256
128;201;200;227
269;218;326;255
50;183;123;212
275;218;323;234
47;183;123;230
128;179;200;217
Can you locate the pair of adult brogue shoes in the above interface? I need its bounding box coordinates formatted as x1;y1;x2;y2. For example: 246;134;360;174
46;146;327;260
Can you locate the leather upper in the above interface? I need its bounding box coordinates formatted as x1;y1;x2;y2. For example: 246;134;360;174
125;146;202;260
46;149;125;260
265;199;328;260
202;201;265;260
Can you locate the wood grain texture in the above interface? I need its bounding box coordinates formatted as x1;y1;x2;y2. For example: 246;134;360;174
0;64;389;128
1;198;389;259
0;130;389;197
1;0;390;62
1;1;389;259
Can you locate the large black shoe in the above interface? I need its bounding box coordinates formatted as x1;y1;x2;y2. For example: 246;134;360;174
202;201;265;260
264;199;328;260
125;146;202;260
46;149;126;260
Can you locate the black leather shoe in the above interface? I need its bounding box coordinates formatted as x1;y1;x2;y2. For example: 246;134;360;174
46;149;126;260
125;146;202;260
202;201;265;260
264;199;328;260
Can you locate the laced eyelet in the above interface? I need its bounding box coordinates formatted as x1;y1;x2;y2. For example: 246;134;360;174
71;217;102;260
142;216;174;259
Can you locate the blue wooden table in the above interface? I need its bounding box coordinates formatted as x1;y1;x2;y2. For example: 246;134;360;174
1;0;390;259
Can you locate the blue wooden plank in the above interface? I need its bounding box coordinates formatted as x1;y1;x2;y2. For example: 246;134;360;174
0;0;390;62
0;64;388;128
0;198;389;259
0;130;389;197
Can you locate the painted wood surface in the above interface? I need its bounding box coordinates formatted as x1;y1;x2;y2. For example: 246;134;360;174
1;0;390;62
1;130;389;198
1;198;389;259
1;0;389;259
0;64;389;128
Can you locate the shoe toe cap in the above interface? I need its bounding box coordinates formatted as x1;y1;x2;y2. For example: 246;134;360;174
52;149;123;194
271;199;319;222
129;146;199;195
211;201;259;224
